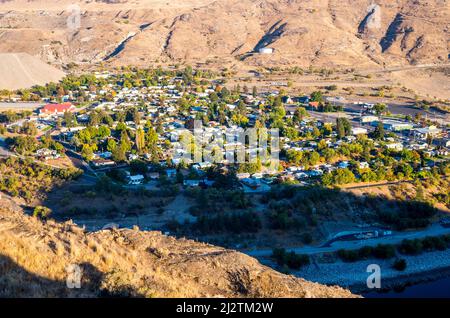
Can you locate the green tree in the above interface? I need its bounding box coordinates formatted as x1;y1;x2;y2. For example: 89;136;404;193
336;118;345;139
310;91;323;103
81;144;94;161
146;127;160;161
112;144;127;162
64;111;76;128
286;150;303;165
374;103;387;115
89;112;100;126
135;127;145;154
252;86;257;98
293;107;308;123
107;139;117;152
33;206;52;220
333;168;356;185
21;121;37;136
308;151;320;166
120;130;131;153
372;122;385;140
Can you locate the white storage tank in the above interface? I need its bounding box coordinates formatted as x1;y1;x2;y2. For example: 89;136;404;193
258;47;274;54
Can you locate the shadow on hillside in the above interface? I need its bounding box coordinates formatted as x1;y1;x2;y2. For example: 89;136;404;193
0;254;143;298
26;162;449;248
159;183;449;248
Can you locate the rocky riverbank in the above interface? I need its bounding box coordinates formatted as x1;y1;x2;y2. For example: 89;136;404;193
295;249;450;295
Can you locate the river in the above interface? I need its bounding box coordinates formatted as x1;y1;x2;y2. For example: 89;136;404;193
363;276;450;298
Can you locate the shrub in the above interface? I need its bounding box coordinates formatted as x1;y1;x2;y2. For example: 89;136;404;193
272;248;286;265
192;211;261;234
398;239;423;255
422;236;448;251
272;248;310;269
393;259;407;271
33;206;52;220
337;249;360;262
286;252;310;269
373;244;396;259
358;246;374;259
301;233;313;244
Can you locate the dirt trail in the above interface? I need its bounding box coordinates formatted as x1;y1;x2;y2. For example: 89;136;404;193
164;194;196;223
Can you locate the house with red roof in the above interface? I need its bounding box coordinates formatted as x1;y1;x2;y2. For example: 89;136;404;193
308;101;320;110
40;102;75;116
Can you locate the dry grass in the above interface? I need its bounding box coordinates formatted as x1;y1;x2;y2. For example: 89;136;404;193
0;207;357;298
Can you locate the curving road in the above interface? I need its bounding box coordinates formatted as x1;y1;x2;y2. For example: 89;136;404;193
244;223;450;257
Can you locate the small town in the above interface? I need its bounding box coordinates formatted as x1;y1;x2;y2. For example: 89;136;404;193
1;66;449;261
0;0;450;304
1;68;448;192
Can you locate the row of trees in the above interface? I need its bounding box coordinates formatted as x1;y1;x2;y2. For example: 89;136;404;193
337;244;396;262
191;211;262;234
337;235;450;263
272;248;310;270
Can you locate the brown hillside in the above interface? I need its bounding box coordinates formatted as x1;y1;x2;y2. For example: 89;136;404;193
0;207;357;298
0;53;65;90
0;0;448;69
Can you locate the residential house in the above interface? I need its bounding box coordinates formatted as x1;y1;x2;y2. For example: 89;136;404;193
91;158;115;168
351;127;368;135
39;102;76;116
128;174;145;185
386;142;404;151
413;126;442;140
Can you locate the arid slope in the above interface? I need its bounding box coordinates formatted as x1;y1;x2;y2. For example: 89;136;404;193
0;53;65;89
0;207;356;298
0;0;448;69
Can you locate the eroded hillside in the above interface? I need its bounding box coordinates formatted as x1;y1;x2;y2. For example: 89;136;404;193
0;207;357;297
0;0;448;69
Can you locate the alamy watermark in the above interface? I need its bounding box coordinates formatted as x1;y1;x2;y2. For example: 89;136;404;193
67;4;81;31
66;264;82;289
365;4;382;31
366;264;381;289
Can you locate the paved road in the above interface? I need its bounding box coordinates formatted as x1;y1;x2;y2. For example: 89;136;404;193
0;102;42;111
244;223;450;257
0;137;14;157
344;101;448;122
56;139;99;177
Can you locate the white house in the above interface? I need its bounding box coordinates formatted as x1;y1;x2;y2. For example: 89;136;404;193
413;126;441;140
351;127;368;135
358;161;370;169
183;180;201;187
361;116;379;124
128;174;144;185
386;142;404;151
128;154;139;161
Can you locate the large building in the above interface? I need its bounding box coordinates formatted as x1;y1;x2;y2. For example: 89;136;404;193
361;115;379;124
40;102;75;115
372;120;413;132
351;127;368;135
413;125;442;139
